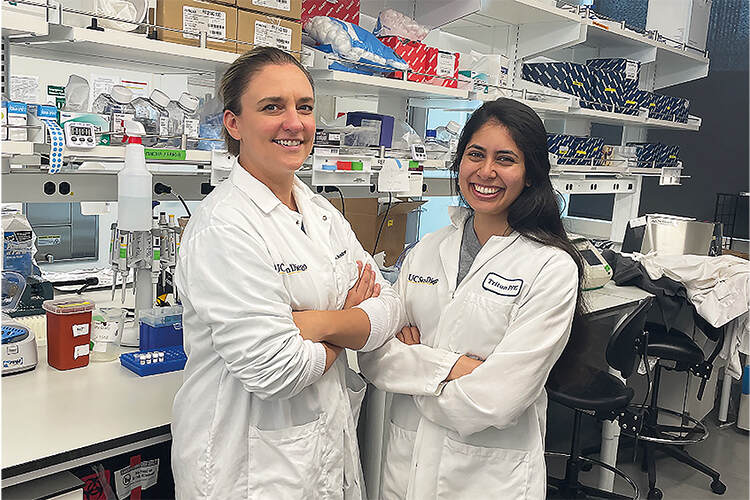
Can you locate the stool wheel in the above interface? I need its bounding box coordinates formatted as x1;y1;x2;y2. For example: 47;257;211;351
647;487;663;500
711;479;726;495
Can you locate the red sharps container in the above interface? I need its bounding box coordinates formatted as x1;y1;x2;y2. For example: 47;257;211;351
43;298;95;370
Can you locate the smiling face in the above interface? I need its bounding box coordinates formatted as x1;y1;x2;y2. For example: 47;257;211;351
458;120;528;220
223;63;315;181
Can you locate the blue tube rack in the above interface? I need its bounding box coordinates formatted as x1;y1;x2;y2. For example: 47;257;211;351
120;346;187;376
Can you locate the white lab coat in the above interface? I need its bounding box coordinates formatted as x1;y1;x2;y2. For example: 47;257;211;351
172;160;403;499
359;207;578;499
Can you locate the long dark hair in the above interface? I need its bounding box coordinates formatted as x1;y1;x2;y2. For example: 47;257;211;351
220;46;315;156
450;98;587;327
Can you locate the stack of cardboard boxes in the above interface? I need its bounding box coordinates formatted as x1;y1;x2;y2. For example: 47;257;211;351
156;0;302;56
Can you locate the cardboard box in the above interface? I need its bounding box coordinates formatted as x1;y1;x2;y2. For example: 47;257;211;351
157;0;238;53
4;101;28;142
236;10;302;56
238;0;301;20
378;36;431;83
330;198;425;267
425;50;460;88
206;0;237;5
301;0;359;26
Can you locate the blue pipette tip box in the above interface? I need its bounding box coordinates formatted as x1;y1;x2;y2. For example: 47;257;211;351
120;346;186;376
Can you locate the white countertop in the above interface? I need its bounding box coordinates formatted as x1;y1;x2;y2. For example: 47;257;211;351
2;289;182;474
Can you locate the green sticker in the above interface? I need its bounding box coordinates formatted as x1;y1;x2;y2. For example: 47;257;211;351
153;250;161;260
144;148;187;161
119;247;127;259
47;85;65;97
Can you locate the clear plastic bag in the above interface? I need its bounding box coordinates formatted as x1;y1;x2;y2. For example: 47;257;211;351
373;9;429;41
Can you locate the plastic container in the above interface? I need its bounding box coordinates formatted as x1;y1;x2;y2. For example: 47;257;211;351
90;307;125;362
118;120;152;232
43;298;95;370
166;92;200;149
120;346;186;376
132;89;170;148
91;85;135;135
139;305;183;350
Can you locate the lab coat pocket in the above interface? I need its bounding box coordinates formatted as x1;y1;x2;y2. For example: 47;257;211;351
247;415;329;499
346;368;367;425
447;294;515;360
381;420;417;500
437;437;530;499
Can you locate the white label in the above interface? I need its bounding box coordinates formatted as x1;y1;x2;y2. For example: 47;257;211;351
253;0;291;11
10;75;39;102
254;20;292;51
93;321;120;343
37;234;61;246
1;105;6;141
183;7;226;42
482;273;523;297
73;323;90;337
112;113;134;134
625;61;639;80
114;459;160;500
377;158;410;193
436;52;455;77
630;216;647;228
159;116;170;137
74;343;90;359
184;118;199;139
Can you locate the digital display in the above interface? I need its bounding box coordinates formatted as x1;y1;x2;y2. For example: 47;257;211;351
71;125;92;136
581;249;602;266
414;146;425;153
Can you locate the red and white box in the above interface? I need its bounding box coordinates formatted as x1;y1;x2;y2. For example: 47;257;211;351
301;0;359;26
378;36;432;83
425;50;460;88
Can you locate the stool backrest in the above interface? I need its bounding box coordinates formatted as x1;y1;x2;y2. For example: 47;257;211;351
606;297;654;378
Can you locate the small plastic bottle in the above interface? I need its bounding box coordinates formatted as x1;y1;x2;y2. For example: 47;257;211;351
90;307;124;362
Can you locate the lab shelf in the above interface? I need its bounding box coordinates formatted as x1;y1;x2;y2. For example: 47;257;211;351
308;69;469;100
2;142;214;165
10;24;238;75
1;6;49;37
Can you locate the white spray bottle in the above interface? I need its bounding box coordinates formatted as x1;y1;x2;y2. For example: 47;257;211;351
118;120;152;232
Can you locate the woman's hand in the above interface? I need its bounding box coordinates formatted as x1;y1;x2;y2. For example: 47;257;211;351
343;260;381;309
396;326;421;345
446;355;484;381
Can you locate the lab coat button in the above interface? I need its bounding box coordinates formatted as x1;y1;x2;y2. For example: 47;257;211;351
322;215;328;221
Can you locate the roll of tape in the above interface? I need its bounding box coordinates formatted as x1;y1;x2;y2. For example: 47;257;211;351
42;117;65;174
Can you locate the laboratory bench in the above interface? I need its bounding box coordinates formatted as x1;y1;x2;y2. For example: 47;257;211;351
2;283;655;493
1;289;181;489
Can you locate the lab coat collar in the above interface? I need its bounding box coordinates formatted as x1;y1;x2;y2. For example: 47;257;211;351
230;159;321;215
448;206;472;228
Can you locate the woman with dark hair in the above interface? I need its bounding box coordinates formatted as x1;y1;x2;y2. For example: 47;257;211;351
171;46;404;499
359;98;584;499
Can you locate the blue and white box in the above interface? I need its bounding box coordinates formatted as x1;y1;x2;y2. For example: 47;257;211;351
587;58;641;114
4;101;28;142
522;62;597;109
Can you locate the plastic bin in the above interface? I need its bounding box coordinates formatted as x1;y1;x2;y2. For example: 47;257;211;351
139;305;183;350
43;298;95;370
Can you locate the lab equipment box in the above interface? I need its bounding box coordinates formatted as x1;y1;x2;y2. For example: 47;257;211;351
586;58;641;114
330;198;425;267
547;134;605;166
3;101;28;142
625;142;680;167
647;0;712;51
139;305;183;350
236;10;302;56
378;36;431;83
521;62;597;109
238;0;302;21
301;0;359;26
651;94;690;123
157;0;238;53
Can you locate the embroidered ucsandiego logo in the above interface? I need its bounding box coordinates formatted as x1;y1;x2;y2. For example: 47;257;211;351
335;250;347;260
482;273;523;296
274;262;308;275
408;274;439;285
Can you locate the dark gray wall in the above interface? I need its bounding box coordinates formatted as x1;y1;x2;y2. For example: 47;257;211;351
641;0;749;238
